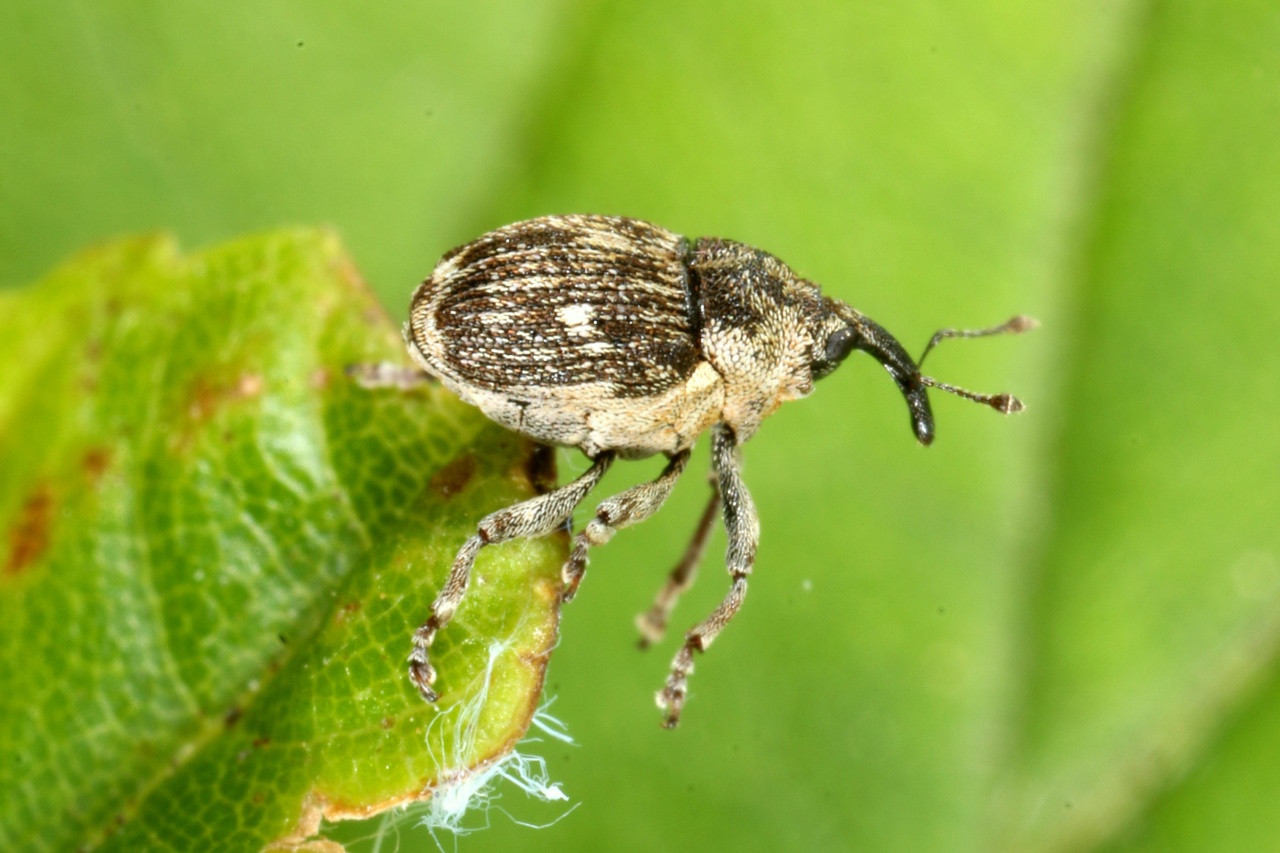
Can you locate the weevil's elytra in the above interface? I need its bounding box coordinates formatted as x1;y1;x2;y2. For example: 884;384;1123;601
367;214;1034;728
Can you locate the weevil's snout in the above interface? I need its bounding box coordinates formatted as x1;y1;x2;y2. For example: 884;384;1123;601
844;316;936;445
826;308;1035;445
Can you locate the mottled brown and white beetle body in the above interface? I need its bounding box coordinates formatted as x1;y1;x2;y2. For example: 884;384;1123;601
358;214;1032;727
407;216;821;458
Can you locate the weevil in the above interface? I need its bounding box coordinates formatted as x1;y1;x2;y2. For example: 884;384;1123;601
353;214;1034;728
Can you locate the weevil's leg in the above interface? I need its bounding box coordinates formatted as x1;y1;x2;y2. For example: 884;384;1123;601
345;362;432;390
561;450;691;603
657;424;758;728
408;451;616;702
635;474;720;648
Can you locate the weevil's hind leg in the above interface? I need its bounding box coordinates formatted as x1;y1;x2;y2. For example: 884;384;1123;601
345;362;433;390
561;450;691;603
408;451;616;702
635;474;720;648
658;424;758;728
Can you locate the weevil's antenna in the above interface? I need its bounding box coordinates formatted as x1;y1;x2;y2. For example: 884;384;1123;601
834;305;1035;446
918;315;1038;368
918;375;1025;414
916;315;1037;416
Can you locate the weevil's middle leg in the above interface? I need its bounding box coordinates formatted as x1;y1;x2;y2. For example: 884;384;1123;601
561;450;691;602
635;475;720;647
658;424;758;728
408;451;615;702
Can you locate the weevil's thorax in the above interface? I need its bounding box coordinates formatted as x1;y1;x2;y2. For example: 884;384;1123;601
690;237;826;442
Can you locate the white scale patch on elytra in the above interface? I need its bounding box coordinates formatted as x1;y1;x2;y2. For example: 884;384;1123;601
557;303;596;337
479;310;520;326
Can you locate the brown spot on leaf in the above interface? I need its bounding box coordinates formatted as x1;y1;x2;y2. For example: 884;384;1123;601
186;376;220;423
379;716;395;729
430;453;477;500
333;599;363;625
176;371;267;451
82;447;112;482
6;486;54;575
252;736;271;749
185;372;266;423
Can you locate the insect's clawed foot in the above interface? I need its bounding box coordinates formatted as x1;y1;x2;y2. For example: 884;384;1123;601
560;565;585;603
346;362;431;390
635;609;668;650
407;624;440;703
656;645;696;728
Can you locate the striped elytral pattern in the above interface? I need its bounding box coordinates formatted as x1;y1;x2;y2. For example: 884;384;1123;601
411;215;701;400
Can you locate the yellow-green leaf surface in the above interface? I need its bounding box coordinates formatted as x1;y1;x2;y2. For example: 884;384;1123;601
4;2;1280;852
0;232;563;851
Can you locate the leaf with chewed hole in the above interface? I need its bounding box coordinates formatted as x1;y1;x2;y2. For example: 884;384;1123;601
0;231;564;851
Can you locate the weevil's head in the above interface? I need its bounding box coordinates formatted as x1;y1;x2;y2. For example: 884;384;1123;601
812;298;1031;445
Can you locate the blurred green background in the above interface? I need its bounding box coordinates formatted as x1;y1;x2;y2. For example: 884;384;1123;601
3;1;1279;851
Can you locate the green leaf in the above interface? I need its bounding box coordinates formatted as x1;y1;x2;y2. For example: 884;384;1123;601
0;231;563;851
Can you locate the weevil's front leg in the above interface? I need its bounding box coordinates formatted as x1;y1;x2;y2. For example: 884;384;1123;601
409;451;616;702
345;362;433;390
560;450;691;602
657;424;758;728
635;474;720;647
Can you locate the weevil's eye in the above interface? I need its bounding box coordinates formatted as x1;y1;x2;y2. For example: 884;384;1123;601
824;327;860;363
812;327;860;379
